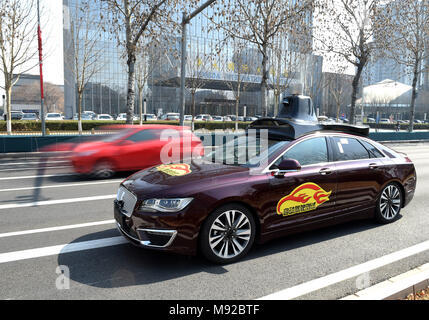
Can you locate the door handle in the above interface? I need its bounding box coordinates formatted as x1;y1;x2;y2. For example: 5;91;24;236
319;168;332;175
369;163;379;169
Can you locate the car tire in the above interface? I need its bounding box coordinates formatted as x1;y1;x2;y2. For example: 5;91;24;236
375;183;403;224
92;160;115;179
199;204;256;264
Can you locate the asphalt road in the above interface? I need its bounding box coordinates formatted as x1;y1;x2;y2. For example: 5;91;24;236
0;143;428;300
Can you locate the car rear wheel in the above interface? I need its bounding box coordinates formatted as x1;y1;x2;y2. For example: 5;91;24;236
375;183;403;223
200;204;256;264
92;160;115;179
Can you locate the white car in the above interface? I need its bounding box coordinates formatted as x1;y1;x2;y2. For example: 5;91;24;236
96;114;114;121
379;118;391;124
184;115;193;121
195;114;213;121
45;113;63;121
116;113;127;120
212;116;224;121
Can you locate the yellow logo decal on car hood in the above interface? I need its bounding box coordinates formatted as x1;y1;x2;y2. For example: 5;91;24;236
277;183;332;217
156;163;192;176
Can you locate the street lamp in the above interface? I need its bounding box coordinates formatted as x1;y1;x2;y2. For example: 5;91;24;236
179;0;217;126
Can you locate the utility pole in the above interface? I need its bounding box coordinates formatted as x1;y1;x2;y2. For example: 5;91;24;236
37;0;46;136
179;0;217;126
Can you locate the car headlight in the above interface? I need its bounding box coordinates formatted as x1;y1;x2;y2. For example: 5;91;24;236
140;198;193;213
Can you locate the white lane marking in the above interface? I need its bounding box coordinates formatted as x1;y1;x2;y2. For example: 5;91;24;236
0;180;122;192
0;160;68;166
0;166;71;173
0;173;73;181
0;220;116;238
0;237;128;264
0;194;117;210
258;239;429;300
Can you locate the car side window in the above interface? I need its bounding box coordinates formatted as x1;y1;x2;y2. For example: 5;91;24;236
274;137;328;167
359;140;385;158
332;137;370;161
125;129;161;142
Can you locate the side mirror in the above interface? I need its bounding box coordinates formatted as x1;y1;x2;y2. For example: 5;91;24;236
271;159;301;176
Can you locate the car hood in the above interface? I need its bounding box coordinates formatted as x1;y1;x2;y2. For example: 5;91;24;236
123;160;251;198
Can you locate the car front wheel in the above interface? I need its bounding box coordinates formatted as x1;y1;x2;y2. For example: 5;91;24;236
200;204;256;264
375;183;403;223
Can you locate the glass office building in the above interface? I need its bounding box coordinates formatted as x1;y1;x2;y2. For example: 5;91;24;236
63;0;321;118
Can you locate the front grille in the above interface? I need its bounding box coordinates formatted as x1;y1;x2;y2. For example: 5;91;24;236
116;186;137;217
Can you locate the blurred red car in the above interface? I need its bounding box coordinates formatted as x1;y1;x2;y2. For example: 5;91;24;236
70;125;204;178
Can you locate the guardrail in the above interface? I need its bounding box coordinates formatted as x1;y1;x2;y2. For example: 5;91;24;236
0;131;428;153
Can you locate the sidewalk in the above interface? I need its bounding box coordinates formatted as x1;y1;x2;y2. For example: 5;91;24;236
341;263;429;300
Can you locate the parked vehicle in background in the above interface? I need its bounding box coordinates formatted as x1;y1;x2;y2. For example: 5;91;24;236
116;113;127;121
74;113;93;120
226;115;237;121
45;113;63;121
366;117;376;123
379;118;391;124
71;125;204;178
161;113;180;121
184;115;193;121
237;116;245;122
212;116;224;121
21;113;39;121
223;116;232;121
245;116;258;122
195;114;213;121
3;111;24;120
414;119;423;124
142;114;158;121
95;114;114;121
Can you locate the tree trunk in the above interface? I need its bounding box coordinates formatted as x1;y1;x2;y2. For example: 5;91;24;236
6;86;12;135
261;47;268;117
350;64;364;125
191;90;196;132
138;87;143;125
409;61;419;133
235;96;239;131
78;92;83;135
126;53;136;124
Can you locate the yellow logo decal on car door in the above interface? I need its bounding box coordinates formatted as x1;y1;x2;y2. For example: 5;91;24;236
277;183;332;217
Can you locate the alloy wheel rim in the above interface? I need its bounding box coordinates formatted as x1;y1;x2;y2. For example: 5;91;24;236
380;185;401;220
209;210;251;259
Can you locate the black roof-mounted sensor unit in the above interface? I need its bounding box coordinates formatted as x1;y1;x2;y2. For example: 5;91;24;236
248;118;369;141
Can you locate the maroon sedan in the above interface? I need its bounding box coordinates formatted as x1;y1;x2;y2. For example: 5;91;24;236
114;127;416;264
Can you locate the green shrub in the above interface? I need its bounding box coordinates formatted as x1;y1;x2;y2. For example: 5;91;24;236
0;120;252;132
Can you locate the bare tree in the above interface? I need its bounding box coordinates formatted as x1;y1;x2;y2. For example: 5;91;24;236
66;0;104;134
210;0;313;117
101;0;182;124
324;72;352;121
314;0;383;124
224;39;252;130
379;0;429;132
0;0;38;134
185;38;214;130
135;39;162;124
268;36;306;117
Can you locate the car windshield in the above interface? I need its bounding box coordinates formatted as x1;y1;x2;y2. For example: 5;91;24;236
47;114;61;118
203;134;288;167
102;129;135;142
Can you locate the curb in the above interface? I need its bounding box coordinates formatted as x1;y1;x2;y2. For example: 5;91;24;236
0;151;71;159
341;263;429;300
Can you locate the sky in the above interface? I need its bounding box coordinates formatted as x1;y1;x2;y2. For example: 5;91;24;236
0;0;64;106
